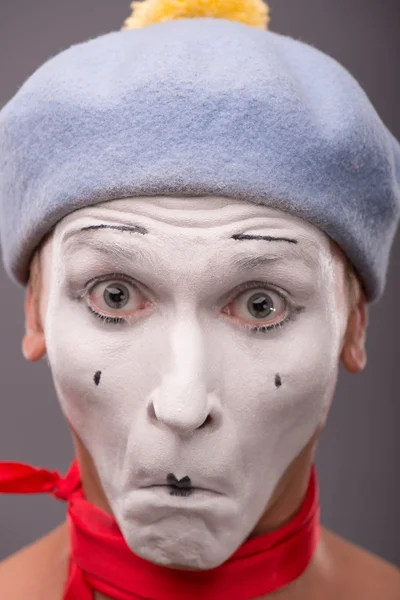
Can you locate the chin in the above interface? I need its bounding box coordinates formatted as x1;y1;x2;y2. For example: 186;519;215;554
120;516;238;570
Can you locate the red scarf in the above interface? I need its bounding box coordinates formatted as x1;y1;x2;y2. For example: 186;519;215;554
0;460;320;600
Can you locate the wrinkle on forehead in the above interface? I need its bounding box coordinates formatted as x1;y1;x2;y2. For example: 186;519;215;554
54;196;332;266
55;196;323;232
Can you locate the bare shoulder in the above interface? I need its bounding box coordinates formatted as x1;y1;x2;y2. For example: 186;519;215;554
0;522;69;600
318;526;400;599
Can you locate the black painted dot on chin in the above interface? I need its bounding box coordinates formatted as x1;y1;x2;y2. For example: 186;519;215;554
94;371;102;386
275;374;282;388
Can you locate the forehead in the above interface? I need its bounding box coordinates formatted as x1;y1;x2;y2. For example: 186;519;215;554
54;196;332;263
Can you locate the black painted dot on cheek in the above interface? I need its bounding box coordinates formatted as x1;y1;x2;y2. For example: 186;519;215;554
94;371;102;386
275;374;282;388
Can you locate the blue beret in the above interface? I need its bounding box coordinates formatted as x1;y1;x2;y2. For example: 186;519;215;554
0;18;399;299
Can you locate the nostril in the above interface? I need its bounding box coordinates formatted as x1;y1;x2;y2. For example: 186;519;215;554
199;414;212;429
147;401;157;422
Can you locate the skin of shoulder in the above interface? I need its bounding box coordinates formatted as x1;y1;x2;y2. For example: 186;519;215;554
0;523;69;600
314;527;400;600
0;524;399;600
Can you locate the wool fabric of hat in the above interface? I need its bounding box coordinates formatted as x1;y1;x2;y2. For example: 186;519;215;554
0;0;399;299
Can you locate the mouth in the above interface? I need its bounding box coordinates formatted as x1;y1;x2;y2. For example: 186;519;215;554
140;484;221;498
162;484;192;497
135;471;226;499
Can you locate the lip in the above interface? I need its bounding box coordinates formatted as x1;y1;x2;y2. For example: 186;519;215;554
121;484;233;523
133;473;229;496
140;484;222;497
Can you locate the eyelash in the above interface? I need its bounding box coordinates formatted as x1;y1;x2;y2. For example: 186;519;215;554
234;310;300;335
87;305;125;324
83;276;303;334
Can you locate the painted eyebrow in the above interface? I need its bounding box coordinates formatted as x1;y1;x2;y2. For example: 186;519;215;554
64;225;304;272
74;226;295;243
231;233;298;244
63;225;153;265
80;224;148;235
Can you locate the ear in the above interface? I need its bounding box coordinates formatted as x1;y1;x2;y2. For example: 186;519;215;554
22;281;46;361
340;293;368;373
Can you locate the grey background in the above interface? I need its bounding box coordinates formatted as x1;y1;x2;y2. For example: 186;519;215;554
0;0;399;565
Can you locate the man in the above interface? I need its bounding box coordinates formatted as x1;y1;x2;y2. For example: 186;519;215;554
0;1;399;598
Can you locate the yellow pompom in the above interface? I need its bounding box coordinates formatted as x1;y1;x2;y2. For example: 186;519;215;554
122;0;270;31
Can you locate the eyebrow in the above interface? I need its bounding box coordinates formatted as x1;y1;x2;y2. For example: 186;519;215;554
64;224;305;273
73;225;296;243
231;233;298;244
63;225;153;265
231;254;283;271
80;224;148;235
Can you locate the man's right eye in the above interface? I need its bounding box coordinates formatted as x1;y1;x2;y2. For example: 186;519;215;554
86;278;150;322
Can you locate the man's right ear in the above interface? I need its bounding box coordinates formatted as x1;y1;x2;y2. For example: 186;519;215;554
22;281;46;361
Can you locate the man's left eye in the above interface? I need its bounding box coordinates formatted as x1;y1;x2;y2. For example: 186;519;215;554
223;288;287;325
87;279;149;316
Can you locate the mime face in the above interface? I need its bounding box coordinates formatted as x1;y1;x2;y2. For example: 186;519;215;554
38;196;349;569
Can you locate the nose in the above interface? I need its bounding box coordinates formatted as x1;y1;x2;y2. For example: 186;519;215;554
147;316;216;435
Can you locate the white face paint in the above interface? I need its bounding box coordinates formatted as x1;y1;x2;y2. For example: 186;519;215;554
40;197;348;570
